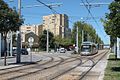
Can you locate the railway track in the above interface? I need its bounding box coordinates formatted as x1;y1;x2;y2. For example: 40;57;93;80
0;55;60;80
0;54;82;80
36;50;107;80
53;50;109;80
38;57;82;80
0;55;54;74
0;50;108;80
9;56;82;80
78;50;109;80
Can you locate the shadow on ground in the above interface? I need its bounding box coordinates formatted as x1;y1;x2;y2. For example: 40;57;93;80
108;58;120;61
111;67;120;72
8;62;37;65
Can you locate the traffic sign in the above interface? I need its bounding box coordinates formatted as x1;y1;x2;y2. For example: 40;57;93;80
28;37;34;43
28;37;34;47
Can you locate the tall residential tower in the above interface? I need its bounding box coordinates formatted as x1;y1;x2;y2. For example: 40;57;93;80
43;14;71;38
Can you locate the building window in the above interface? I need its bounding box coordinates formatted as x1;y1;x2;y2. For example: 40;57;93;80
27;30;31;32
27;27;31;29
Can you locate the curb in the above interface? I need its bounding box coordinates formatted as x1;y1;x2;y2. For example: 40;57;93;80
0;56;15;59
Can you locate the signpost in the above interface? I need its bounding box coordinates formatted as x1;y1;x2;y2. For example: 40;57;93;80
28;37;34;62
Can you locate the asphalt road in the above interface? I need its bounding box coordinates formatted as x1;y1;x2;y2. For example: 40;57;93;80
0;51;73;66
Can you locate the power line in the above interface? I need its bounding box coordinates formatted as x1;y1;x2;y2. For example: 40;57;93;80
85;0;107;34
36;0;59;14
81;0;100;28
80;2;110;6
36;0;75;25
80;0;107;42
80;0;109;26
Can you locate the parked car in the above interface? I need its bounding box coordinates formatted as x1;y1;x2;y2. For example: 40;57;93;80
12;48;28;56
21;48;28;55
12;49;17;56
60;48;66;53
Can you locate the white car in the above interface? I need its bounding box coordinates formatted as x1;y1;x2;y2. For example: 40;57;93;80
60;48;66;53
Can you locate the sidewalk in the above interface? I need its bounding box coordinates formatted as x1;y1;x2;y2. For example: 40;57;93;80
0;52;48;70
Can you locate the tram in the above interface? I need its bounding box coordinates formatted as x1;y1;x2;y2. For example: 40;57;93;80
80;42;98;56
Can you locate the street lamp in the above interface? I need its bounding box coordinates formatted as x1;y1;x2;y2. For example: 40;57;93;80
76;26;78;53
81;17;84;43
43;20;49;53
47;28;49;53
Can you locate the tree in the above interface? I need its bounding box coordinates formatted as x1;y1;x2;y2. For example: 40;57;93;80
39;30;55;51
102;0;120;38
0;0;23;65
72;21;103;47
72;21;83;47
102;0;120;59
54;36;72;47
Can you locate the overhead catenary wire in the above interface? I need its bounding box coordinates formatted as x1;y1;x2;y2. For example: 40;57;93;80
85;0;107;37
36;0;59;14
81;0;100;28
36;0;104;38
80;0;107;42
36;0;75;25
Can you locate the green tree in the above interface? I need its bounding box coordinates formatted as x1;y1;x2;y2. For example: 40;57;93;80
39;30;55;51
102;0;120;59
0;0;23;65
54;36;72;47
72;21;83;47
102;0;120;38
72;21;103;47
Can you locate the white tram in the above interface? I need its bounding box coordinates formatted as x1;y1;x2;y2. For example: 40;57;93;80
80;42;98;56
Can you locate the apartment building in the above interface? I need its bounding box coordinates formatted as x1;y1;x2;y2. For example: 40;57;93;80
20;24;43;47
43;14;71;38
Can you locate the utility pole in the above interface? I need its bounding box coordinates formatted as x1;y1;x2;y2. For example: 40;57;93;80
47;28;49;53
76;26;79;53
10;31;12;56
82;30;84;43
16;0;21;63
36;0;62;53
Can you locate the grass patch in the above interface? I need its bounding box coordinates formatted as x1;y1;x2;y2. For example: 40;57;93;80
104;54;120;80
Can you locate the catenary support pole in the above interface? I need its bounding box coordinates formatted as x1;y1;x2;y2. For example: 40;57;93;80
16;0;21;63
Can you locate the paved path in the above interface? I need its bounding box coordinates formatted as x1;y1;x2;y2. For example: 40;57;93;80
0;52;49;70
0;51;73;70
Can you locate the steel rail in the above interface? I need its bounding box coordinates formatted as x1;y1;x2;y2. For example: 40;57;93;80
78;50;109;80
1;55;81;79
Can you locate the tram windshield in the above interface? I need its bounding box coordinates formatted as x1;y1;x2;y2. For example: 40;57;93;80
81;45;91;52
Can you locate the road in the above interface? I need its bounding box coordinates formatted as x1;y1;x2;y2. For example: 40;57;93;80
0;50;109;80
0;51;73;67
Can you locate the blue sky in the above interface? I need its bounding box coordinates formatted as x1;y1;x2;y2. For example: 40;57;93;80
4;0;114;44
